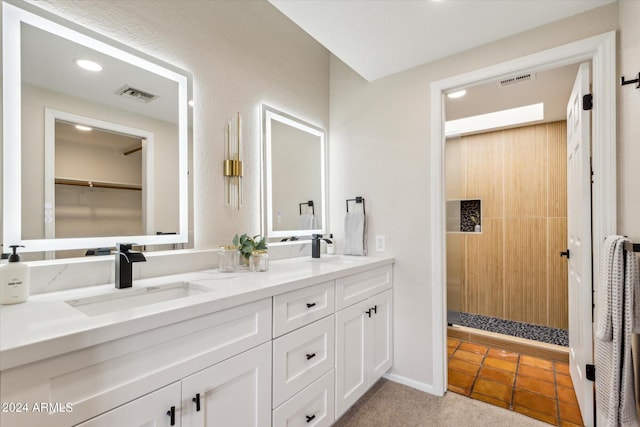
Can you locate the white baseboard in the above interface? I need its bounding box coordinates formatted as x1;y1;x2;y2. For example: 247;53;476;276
383;373;443;396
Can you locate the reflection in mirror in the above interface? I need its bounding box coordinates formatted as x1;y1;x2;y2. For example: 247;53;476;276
2;2;190;259
262;105;326;240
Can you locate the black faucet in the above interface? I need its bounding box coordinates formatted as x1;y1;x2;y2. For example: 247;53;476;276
115;243;147;289
311;234;333;258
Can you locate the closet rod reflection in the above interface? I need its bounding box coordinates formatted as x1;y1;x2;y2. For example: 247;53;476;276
55;178;142;191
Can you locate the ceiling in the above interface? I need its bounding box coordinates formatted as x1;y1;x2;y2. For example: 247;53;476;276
22;21;179;124
269;0;615;82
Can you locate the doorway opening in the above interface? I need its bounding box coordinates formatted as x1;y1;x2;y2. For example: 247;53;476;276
430;32;617;427
444;62;581;348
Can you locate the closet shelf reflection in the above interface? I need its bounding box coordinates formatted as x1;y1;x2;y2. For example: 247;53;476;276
55;177;142;191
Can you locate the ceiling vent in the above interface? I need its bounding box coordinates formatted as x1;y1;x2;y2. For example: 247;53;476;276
116;85;157;103
497;72;536;87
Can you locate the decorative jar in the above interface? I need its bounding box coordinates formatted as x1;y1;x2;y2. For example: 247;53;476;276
249;250;269;272
219;245;240;272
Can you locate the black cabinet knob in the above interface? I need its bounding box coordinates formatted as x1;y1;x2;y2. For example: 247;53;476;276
306;352;316;360
306;414;316;423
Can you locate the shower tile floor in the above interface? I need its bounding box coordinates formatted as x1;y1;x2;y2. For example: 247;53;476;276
458;312;569;346
447;338;583;426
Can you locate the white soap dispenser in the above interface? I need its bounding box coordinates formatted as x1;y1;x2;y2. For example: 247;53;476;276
0;245;30;305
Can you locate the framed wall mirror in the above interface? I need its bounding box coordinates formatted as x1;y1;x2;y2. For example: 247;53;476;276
2;1;191;258
261;104;327;240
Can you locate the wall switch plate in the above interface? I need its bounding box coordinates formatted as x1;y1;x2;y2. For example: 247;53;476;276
375;235;385;252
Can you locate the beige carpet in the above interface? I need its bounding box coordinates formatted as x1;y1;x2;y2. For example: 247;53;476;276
334;379;548;427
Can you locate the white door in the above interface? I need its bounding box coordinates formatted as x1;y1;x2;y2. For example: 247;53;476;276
566;62;593;427
76;382;181;427
181;342;272;427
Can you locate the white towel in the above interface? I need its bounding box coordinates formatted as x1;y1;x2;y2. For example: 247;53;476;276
595;235;639;427
298;214;317;230
344;211;367;256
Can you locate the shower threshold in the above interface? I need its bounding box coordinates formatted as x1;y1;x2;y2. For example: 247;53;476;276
454;312;568;347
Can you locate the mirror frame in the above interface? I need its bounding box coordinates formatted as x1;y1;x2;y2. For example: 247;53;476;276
2;1;190;253
261;104;327;240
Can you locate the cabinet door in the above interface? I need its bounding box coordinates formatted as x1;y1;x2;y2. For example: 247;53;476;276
335;300;367;418
76;382;181;427
181;342;272;427
368;289;393;381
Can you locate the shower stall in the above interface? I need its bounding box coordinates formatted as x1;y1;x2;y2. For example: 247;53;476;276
445;121;569;347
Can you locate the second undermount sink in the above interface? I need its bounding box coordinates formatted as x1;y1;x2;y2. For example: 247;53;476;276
307;255;355;265
66;282;212;317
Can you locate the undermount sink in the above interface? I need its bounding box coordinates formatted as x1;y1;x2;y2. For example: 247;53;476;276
66;282;212;317
307;256;354;265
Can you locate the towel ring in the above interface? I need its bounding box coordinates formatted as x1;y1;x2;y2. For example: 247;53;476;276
346;197;366;214
299;200;314;215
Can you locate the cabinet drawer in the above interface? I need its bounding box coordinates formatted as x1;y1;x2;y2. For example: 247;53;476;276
335;265;392;310
273;370;335;427
272;315;335;408
273;280;334;337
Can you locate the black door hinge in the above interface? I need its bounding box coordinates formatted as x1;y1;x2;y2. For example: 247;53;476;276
583;94;593;111
586;364;596;381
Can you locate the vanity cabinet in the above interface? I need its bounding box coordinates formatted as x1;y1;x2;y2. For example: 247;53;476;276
0;258;394;427
0;298;272;427
335;267;393;419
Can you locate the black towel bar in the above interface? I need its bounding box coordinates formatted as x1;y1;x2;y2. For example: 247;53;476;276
346;197;366;214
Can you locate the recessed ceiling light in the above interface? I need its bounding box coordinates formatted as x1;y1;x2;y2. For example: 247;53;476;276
76;59;102;72
447;90;467;99
188;100;194;107
75;125;93;132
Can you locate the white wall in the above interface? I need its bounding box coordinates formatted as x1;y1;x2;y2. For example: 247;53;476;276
16;0;330;251
329;3;621;389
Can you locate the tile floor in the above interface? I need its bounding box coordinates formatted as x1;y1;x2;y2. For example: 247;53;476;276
447;338;584;426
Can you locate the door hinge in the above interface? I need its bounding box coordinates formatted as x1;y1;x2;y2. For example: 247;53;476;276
583;94;593;111
586;364;596;381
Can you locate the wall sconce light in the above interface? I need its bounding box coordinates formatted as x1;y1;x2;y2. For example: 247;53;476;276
224;112;243;209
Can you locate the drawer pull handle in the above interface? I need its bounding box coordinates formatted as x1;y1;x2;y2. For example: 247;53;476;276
306;414;316;423
192;393;201;412
306;302;317;308
167;406;176;426
306;352;316;360
366;309;372;318
372;305;377;314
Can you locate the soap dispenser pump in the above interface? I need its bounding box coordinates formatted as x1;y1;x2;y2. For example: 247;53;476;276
0;245;30;305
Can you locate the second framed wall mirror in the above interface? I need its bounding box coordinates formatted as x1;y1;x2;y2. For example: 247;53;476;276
261;105;327;241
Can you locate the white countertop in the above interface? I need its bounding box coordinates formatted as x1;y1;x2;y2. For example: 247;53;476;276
0;255;394;371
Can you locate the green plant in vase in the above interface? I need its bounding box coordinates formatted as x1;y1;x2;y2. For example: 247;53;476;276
233;233;267;260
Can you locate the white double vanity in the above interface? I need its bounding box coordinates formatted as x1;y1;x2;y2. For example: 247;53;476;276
0;255;394;426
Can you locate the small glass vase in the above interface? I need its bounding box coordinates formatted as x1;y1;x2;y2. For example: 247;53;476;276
218;245;240;272
249;250;269;272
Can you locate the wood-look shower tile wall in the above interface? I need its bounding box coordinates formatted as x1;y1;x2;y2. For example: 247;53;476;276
446;121;568;329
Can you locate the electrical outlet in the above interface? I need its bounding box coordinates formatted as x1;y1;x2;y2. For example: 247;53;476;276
375;235;385;252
